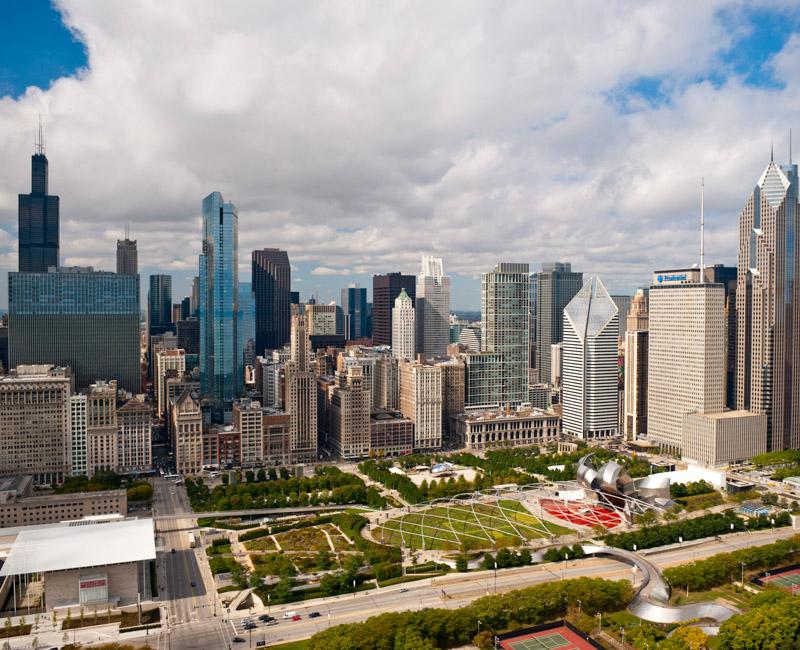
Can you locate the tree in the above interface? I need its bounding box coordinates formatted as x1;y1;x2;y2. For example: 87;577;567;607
393;627;437;650
273;576;293;602
657;626;709;650
257;469;266;482
455;555;468;572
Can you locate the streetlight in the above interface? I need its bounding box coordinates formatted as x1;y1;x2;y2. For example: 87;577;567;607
741;561;746;587
493;561;498;594
620;627;626;648
477;619;482;636
595;612;602;635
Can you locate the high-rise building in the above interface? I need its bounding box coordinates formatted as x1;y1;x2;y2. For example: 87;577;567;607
341;284;368;340
156;349;186;418
392;289;415;361
70;394;87;477
735;155;800;450
535;262;583;385
290;312;312;372
234;399;264;465
375;355;399;410
611;295;632;339
252;249;291;353
562;277;619;439
238;282;256;368
464;351;504;407
529;272;538;369
437;358;465;442
287;313;317;462
399;360;442;451
623;289;649;440
330;366;371;459
116;236;137;275
117;398;152;473
18;125;59;273
177;318;200;355
416;256;450;356
648;274;725;454
372;272;416;346
8;268;140;391
0;365;70;484
171;389;203;475
148;274;173;338
305;304;337;336
199;191;240;413
86;380;118;477
190;276;200;317
481;262;530;405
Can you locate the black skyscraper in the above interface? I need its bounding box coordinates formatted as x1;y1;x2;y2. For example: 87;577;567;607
372;272;416;346
18;127;59;272
252;248;291;353
148;274;174;336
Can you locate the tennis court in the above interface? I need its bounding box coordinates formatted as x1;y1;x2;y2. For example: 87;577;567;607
499;625;599;650
760;567;800;594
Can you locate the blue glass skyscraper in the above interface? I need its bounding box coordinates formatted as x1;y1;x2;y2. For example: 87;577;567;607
199;191;240;415
238;282;256;369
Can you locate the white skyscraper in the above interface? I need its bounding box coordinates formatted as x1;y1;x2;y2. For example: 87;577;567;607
392;289;415;362
562;276;619;440
416;256;450;357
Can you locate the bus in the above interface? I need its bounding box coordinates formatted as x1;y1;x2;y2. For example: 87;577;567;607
188;532;196;548
164;473;180;481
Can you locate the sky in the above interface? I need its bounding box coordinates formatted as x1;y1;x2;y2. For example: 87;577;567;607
1;2;800;309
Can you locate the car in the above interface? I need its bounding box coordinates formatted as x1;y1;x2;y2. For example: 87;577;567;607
258;614;274;622
309;611;321;618
232;637;245;643
266;620;278;626
399;588;409;593
190;581;195;588
291;615;302;621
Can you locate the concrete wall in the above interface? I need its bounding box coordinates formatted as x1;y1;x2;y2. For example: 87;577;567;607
44;561;143;610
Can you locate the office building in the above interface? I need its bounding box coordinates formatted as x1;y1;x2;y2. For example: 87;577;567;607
148;274;173;337
262;411;292;466
529;272;538;369
238;282;256;368
370;410;415;457
286;312;317;462
171;390;203;475
458;326;481;351
306;304;338;336
199;191;241;413
399;360;442;451
375;355;399;410
562;277;619;439
535;262;583;385
453;407;560;451
234;399;264;465
481;262;530;405
85;380;118;477
252;248;291;353
8;268;139;392
392;289;415;361
116;236;137;275
116;398;152;473
290;312;312;372
341;284;368;340
682;411;767;467
156;349;186;418
372;272;416;346
0;365;70;484
623;289;649;440
611;295;631;339
416;256;450;356
190;276;200;316
464;351;504;407
18;126;59;273
438;358;465;441
648;274;725;454
330;366;371;459
735;156;800;450
177;318;200;355
70;394;88;477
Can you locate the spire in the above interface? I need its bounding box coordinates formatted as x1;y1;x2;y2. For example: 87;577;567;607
35;115;44;155
700;178;705;277
771;141;774;163
790;128;793;165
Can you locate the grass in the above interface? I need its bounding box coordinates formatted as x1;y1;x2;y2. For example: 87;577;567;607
274;526;331;552
244;536;277;552
62;608;160;630
375;499;572;550
268;641;310;650
319;523;353;551
670;584;752;608
377;572;447;587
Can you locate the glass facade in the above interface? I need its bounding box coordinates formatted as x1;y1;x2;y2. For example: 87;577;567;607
238;282;256;368
341;285;368;340
148;274;173;336
199;192;240;415
8;269;140;391
19;153;59;273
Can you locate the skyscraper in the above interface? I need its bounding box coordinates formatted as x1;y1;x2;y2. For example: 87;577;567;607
415;256;450;357
481;262;530;405
341;284;368;340
372;272;416;346
562;277;619;439
18;124;59;273
148;275;173;337
535;262;583;385
648;274;725;454
116;234;138;275
199;191;240;413
623;289;649;440
286;312;317;462
735;155;800;451
392;289;415;362
8;268;140;391
238;282;256;368
252;248;291;353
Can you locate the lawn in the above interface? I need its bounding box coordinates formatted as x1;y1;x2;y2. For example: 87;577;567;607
274;526;331;552
319;523;353;551
243;536;277;552
375;499;572;550
62;608;160;630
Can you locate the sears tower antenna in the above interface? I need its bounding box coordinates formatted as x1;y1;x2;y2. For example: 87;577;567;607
700;178;705;278
35;115;45;155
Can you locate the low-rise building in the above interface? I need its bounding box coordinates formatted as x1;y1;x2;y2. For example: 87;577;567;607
263;410;291;466
681;411;767;467
204;425;241;468
452;407;561;450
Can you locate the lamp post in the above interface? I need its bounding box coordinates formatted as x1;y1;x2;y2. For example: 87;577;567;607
596;612;602;635
493;562;498;594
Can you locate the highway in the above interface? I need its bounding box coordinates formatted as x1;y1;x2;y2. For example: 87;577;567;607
151;477;234;650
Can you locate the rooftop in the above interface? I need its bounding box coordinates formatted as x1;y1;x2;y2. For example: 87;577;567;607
0;518;155;576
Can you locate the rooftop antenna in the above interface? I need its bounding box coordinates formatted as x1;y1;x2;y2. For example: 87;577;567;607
700;177;705;280
35;115;44;155
771;141;774;163
125;222;130;240
790;128;793;165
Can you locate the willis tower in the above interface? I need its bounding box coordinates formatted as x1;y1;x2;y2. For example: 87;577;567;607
19;121;59;272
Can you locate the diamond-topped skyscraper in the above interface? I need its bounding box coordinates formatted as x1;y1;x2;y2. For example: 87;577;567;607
736;154;800;451
18;122;59;272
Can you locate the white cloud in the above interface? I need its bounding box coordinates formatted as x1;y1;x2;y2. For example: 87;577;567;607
0;1;797;306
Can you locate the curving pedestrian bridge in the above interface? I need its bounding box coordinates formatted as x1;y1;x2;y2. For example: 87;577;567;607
577;544;736;625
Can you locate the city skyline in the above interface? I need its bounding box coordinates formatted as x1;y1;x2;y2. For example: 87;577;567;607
2;4;800;308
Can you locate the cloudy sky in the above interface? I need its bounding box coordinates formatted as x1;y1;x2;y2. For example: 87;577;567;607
1;1;800;309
